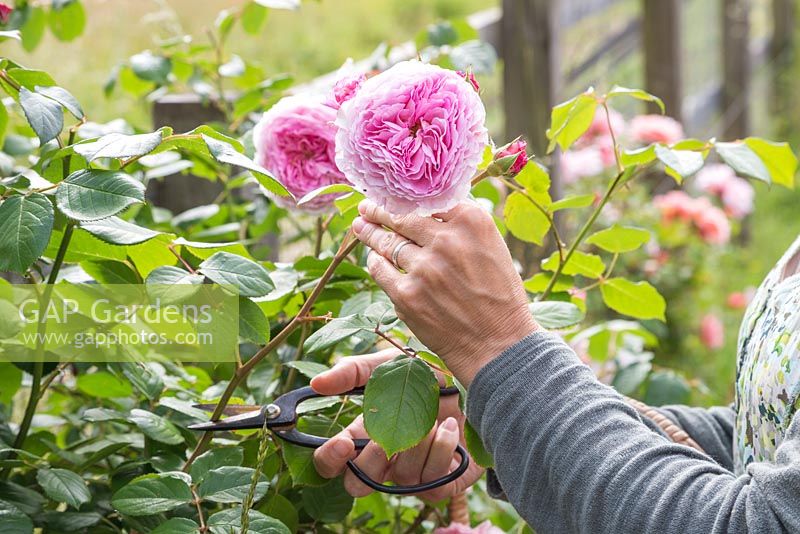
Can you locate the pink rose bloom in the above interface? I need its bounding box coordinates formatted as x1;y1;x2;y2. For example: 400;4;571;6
695;164;735;196
700;314;724;350
654;190;696;222
695;205;731;245
580;108;625;145
253;94;349;213
720;177;755;219
629;115;685;145
593;134;618;168
496;138;528;176
335;60;488;215
0;3;11;23
561;147;606;184
327;73;366;110
434;521;505;534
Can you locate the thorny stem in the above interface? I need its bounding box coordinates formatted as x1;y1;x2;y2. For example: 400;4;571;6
183;230;360;471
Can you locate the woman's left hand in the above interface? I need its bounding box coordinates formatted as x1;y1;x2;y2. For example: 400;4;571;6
351;199;537;387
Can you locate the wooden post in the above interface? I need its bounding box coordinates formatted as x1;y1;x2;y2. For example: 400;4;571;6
501;0;562;275
771;0;795;62
150;95;225;214
721;0;751;139
642;0;683;120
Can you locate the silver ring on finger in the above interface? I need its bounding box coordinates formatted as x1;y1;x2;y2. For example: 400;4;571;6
390;239;413;270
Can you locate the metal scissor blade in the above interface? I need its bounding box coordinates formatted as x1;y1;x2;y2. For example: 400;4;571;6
192;403;263;416
187;407;268;431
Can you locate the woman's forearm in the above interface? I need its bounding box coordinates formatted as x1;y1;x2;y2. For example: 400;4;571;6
467;331;800;533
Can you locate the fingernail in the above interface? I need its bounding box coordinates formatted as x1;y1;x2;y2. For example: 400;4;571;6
333;438;351;457
352;217;365;234
441;417;458;433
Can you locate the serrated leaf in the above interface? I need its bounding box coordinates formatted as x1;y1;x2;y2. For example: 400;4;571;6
202;134;291;197
529;301;584;329
546;91;598;153
303;314;376;353
19;86;63;144
56;169;145;221
600;278;666;321
198;466;268;503
111;473;192;516
0;193;54;273
41;511;101;531
585;225;650;253
80;216;161;245
715;141;770;184
654;145;704;182
0;500;33;534
606;86;665;113
464;420;493;468
129;409;185;445
73;130;164;161
81;260;139;284
199;251;274;297
541;251;605;278
363;356;439;457
151;518;199;534
35;85;83;119
208;507;291;534
239;297;269;344
503;191;550;245
284;360;329;379
302;477;354;523
190;447;244;484
744;137;798;188
36;468;90;510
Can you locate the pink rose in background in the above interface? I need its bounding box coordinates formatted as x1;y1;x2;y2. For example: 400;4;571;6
335;60;488;215
434;521;505;534
495;138;528;176
629;114;685;145
327;73;366;110
695;164;754;219
654;190;696;222
0;3;12;23
699;314;724;350
253;94;350;212
695;205;731;245
581;108;626;144
561;147;606;184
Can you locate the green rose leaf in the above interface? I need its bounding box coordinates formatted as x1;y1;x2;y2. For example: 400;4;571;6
600;278;666;321
202;134;291;198
303;314;375;353
198;466;268;503
190;447;244;484
529;301;585;329
130;51;172;84
41;512;101;531
111;473;192;516
524;272;574;294
644;370;691;406
585;224;650;253
0;500;33;534
654;145;704;182
0;193;54;273
56;169;145;222
284;360;329;379
80;216;161;245
464;420;493;468
36;85;83;120
550;194;595;211
150;518;199;534
612;361;652;395
363;356;439;458
48;0;86;42
207;507;291;534
73;130;165;161
282;416;342;486
199;251;274;297
297;184;355;207
503;191;550;245
546;90;598;153
36;468;90;510
19;86;63;145
620;145;656;168
302;477;354;523
76;372;133;398
241;2;269;34
744;137;798;189
20;7;46;52
541;250;605;279
606;86;665;113
145;265;205;303
715;141;771;184
129;409;185;445
239;297;269;344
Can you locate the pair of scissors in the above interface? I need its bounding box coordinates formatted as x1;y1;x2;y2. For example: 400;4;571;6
188;385;469;495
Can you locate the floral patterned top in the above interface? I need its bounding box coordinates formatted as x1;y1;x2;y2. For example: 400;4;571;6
735;234;800;474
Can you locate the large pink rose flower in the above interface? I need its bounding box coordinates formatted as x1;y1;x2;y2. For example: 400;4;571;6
253;94;349;213
334;60;488;215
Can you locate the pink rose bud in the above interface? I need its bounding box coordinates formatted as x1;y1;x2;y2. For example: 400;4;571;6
489;138;528;177
328;73;366;110
0;3;12;23
699;314;724;350
457;69;480;92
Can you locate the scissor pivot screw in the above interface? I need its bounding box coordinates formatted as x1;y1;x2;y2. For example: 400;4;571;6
266;404;281;419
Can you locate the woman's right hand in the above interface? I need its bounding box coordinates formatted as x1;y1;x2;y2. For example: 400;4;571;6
310;349;485;502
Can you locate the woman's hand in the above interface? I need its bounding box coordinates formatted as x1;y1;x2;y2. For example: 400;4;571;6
351;199;537;386
311;349;484;501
